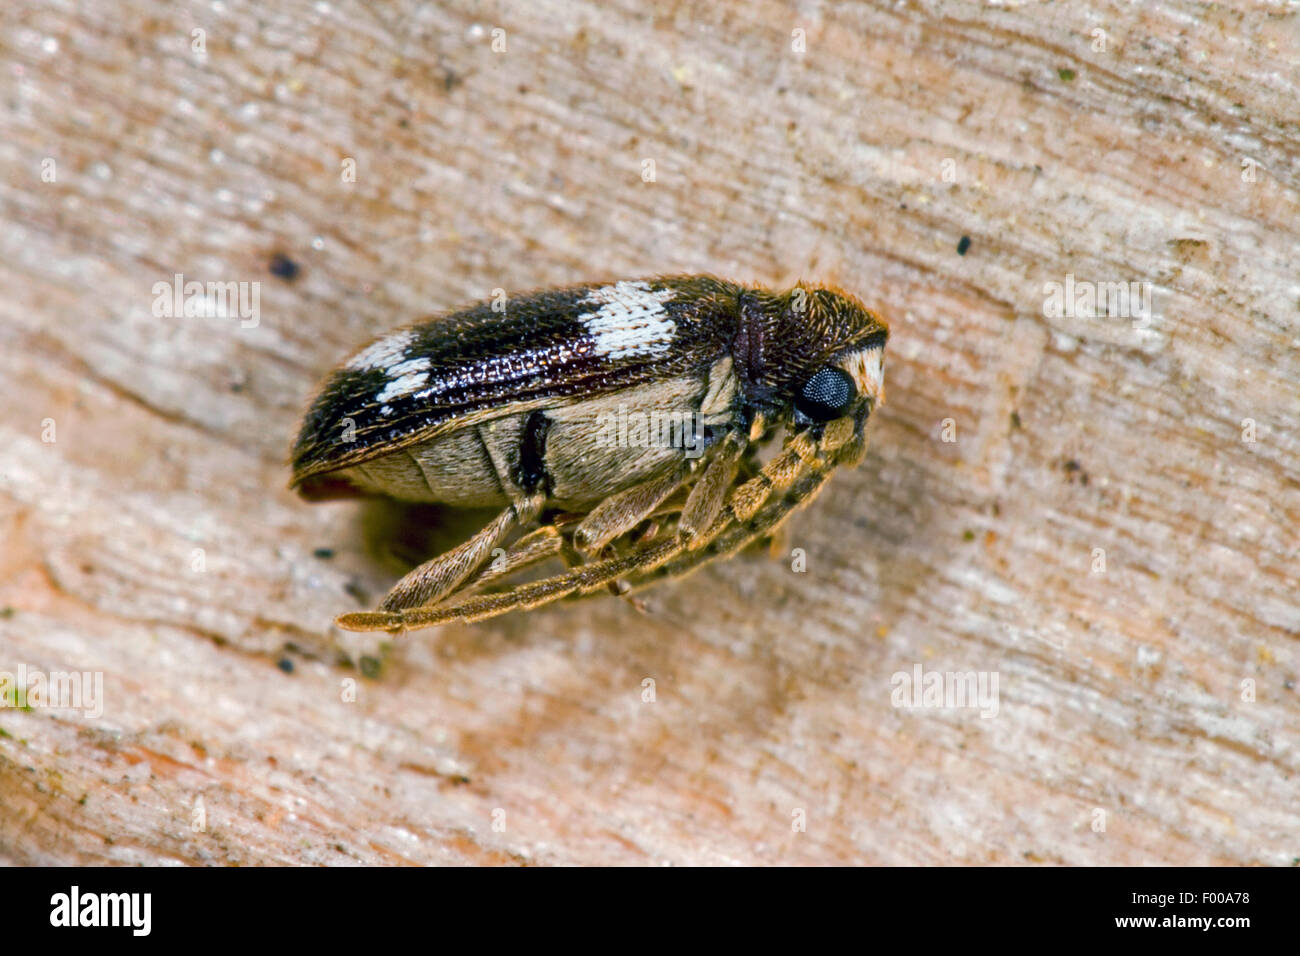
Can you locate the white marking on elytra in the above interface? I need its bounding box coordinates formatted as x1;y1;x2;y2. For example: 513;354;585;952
345;329;416;372
839;345;885;404
579;281;677;358
376;356;432;402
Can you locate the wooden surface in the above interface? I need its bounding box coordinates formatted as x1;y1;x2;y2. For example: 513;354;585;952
1;0;1297;866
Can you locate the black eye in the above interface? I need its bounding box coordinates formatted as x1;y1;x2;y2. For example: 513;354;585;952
794;367;856;422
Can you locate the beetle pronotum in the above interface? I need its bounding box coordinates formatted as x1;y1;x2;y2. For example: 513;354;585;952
291;276;888;633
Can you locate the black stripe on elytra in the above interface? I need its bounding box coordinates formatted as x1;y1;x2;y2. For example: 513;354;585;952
513;409;551;494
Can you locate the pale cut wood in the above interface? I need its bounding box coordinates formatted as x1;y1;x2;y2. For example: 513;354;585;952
0;0;1296;866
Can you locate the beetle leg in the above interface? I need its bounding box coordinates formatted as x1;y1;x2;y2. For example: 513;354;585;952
460;521;627;600
727;434;817;522
728;417;854;522
337;535;686;631
572;463;691;555
336;420;865;633
762;524;790;558
459;524;564;594
354;443;841;634
636;466;837;589
627;421;863;588
374;493;545;612
677;429;746;545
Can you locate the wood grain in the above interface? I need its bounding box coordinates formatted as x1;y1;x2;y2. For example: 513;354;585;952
1;0;1296;865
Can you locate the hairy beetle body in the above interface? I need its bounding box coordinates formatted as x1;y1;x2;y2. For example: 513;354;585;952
291;275;888;632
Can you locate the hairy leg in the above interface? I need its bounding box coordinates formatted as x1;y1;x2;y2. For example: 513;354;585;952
572;463;692;555
375;493;544;612
337;418;864;633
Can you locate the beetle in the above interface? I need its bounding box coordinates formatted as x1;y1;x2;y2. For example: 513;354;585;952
290;275;888;632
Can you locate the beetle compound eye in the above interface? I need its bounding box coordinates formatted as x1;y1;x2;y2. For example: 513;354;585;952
795;367;856;422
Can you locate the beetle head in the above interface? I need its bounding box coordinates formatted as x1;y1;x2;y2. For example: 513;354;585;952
733;283;888;429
